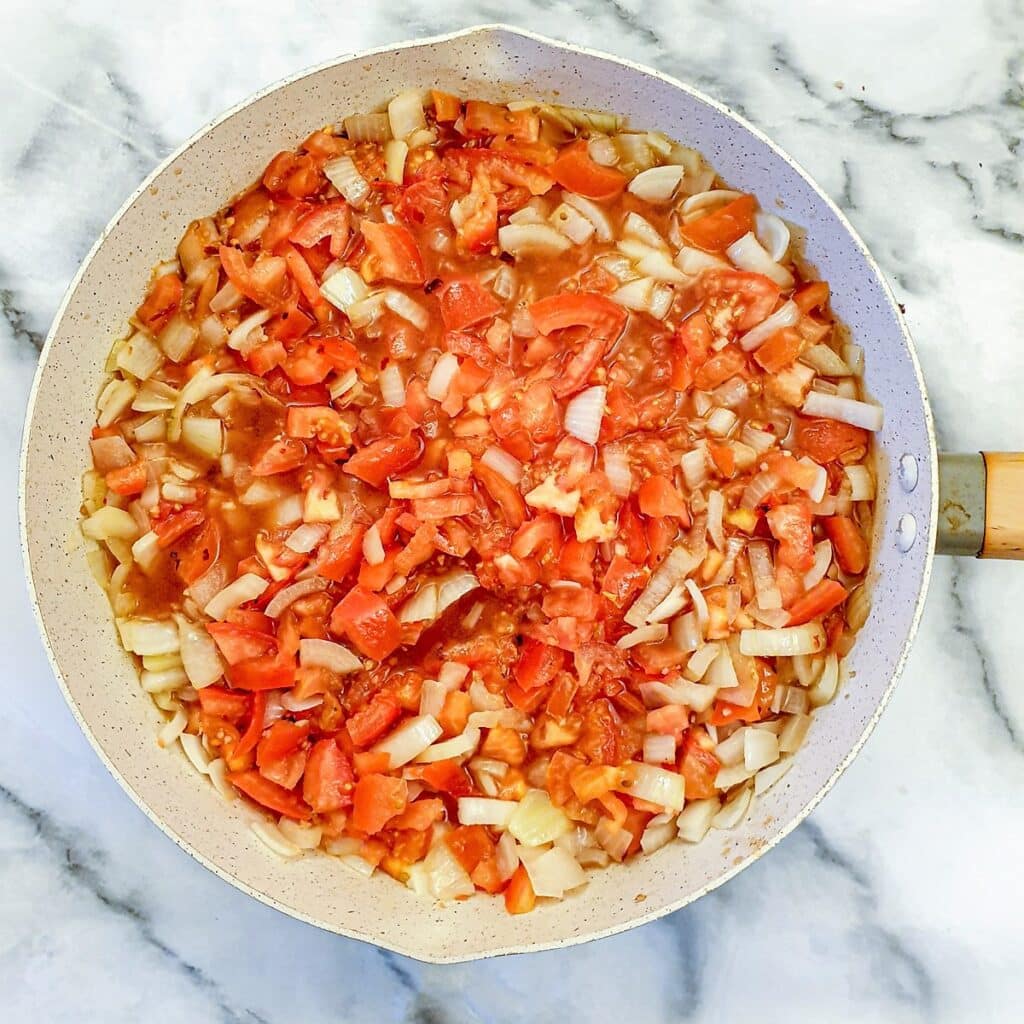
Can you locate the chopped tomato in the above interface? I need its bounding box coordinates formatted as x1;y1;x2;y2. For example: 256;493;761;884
225;653;296;691
196;686;250;722
303;738;356;812
694;344;747;390
315;526;366;583
175;520;220;584
228;769;310;819
515;639;564;691
219;246;291;309
405;758;474;797
529;291;627;340
793;417;869;463
438;278;502;331
290;198;350;256
330;586;402;661
351;774;408;834
431;90;462;123
360;221;425;285
206;621;277;665
680;194;757;252
136;273;182;333
285;405;349;445
343;434;423;489
464;100;538;142
549;140;627;200
679;729;720;799
767;502;816;572
793;280;830;314
105;461;148;496
699;270;780;332
637;475;688;519
251;437;308;476
474;461;526;528
154;508;205;549
823;516;869;575
504;864;536;914
753;327;803;373
787;579;849;626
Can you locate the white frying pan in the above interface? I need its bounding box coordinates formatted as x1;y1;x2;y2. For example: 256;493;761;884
19;25;1022;964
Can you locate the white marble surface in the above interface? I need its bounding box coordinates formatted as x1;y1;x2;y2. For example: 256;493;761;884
3;1;1023;1020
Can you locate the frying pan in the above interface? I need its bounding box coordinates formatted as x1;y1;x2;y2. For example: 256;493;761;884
19;25;1023;964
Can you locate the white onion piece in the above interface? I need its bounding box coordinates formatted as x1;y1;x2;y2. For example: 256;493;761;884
175;616;223;689
384;289;429;330
509;790;571;847
375;715;443;769
157;707;187;748
319;267;369;312
640;817;678;855
299;637;362;674
628;164;684;202
609;277;654;312
741;422;777;454
456;797;518;828
712;784;753;829
227;309;272;352
809;652;841;707
680;189;744;217
344;112;392;142
324;156;370;207
523;846;587;899
179;733;211;774
843;343;865;376
646;585;689;624
414;727;480;763
740;623;826;657
496;831;520;882
481;446;524;485
203;573;268;621
587;135;619;166
801;343;852;377
705;644;739;689
498;223;572;257
82;506;140;542
726;232;794;289
616;623;669;649
670;611;702;654
684;579;709;633
706;490;725;550
802;391;884;431
755;755;795;794
677;798;719;842
564;386;606;445
549;203;596;244
748;541;782;610
798;457;828;503
398;583;438;624
643;732;677;764
803;539;834;592
640;675;717;713
362;523;385;566
706;407;737;438
744;727;780;772
561;192;614;242
427;352;460;401
280;691;324;713
680;446;709;489
845;464;874;500
286;522;329;554
209;281;243;314
674;246;729;279
264;577;328;619
625;546;701;627
739;300;800;352
754;211;791;262
388;89;426;140
741;469;781;511
618;763;685;812
622;212;667;248
683;642;719;682
603;446;632;497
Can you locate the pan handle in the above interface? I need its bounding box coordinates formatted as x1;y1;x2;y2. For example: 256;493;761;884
936;452;1024;558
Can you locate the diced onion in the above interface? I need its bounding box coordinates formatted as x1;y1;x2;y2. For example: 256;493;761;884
618;763;684;812
741;469;781;510
680;446;708;489
603;446;632;497
844;464;874;500
628;165;684;202
384;288;429;330
706;407;737;438
681;189;744;217
706;490;725;550
227;309;272;353
375;714;443;769
157;707;187;748
498;223;572;258
362;523;385;565
207;758;235;801
399;584;438;624
754;211;791;262
422;839;475;900
264;576;328;619
625;545;700;627
175;616;223;689
564;385;606;445
285;522;329;554
809;652;841;706
116;332;164;381
414;727;481;763
550;203;596;244
324;156;370;207
509;790;571;846
748;541;782;610
640;675;717;713
610;276;655;313
677;798;719;842
481;446;523;485
379;363;406;407
740;623;826;657
181;417;224;460
643;732;677;764
523;846;587;899
755;755;794;794
427;352;460;401
179;732;211;774
801;391;884;431
82;506;140;542
726;232;794;289
587;135;619;166
562;193;614;242
252;820;301;859
320;267;369;312
299;638;362;674
344;112;392;142
670;611;702;654
496;831;520;881
739;300;800;351
388;89;426;140
280;691;324;713
744;727;780;772
456;797;518;828
616;623;669;649
801;343;851;377
640;817;677;855
803;539;833;590
203;572;268;620
712;784;753;829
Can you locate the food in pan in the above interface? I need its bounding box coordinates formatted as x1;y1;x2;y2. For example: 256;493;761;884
81;90;880;912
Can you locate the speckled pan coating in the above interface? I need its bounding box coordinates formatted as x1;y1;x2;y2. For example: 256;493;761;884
19;25;936;963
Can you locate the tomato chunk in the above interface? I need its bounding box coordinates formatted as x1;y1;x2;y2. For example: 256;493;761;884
330;586;402;661
351;774;408;834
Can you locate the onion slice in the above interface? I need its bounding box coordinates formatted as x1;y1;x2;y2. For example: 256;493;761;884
564;386;606;445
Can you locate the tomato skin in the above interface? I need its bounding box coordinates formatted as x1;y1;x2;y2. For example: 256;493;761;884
679;729;720;799
303;738;356;812
787;579;848;626
361;221;425;285
601;555;645;607
474;460;527;528
105;461;147;496
351;774;408;834
680;193;757;251
549;140;627;200
226;653;296;691
250;437;308;476
794;416;869;463
405;758;474;797
437;278;502;331
330;586;402;661
154;508;205;549
206;621;277;665
346;692;402;747
314;526;366;583
504;863;536;914
463;100;538;142
175;520;221;585
823;516;869;575
446;149;554;196
136;273;182;333
289;198;350;255
529;291;626;340
343;434;423;489
767;502;816;572
218;246;292;309
256;719;310;789
514;639;565;691
196;686;250;722
228;769;311;819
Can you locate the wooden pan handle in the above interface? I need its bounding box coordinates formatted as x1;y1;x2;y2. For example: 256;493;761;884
936;452;1024;559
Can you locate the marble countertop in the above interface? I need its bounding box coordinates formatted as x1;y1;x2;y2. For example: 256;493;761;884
3;2;1023;1021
